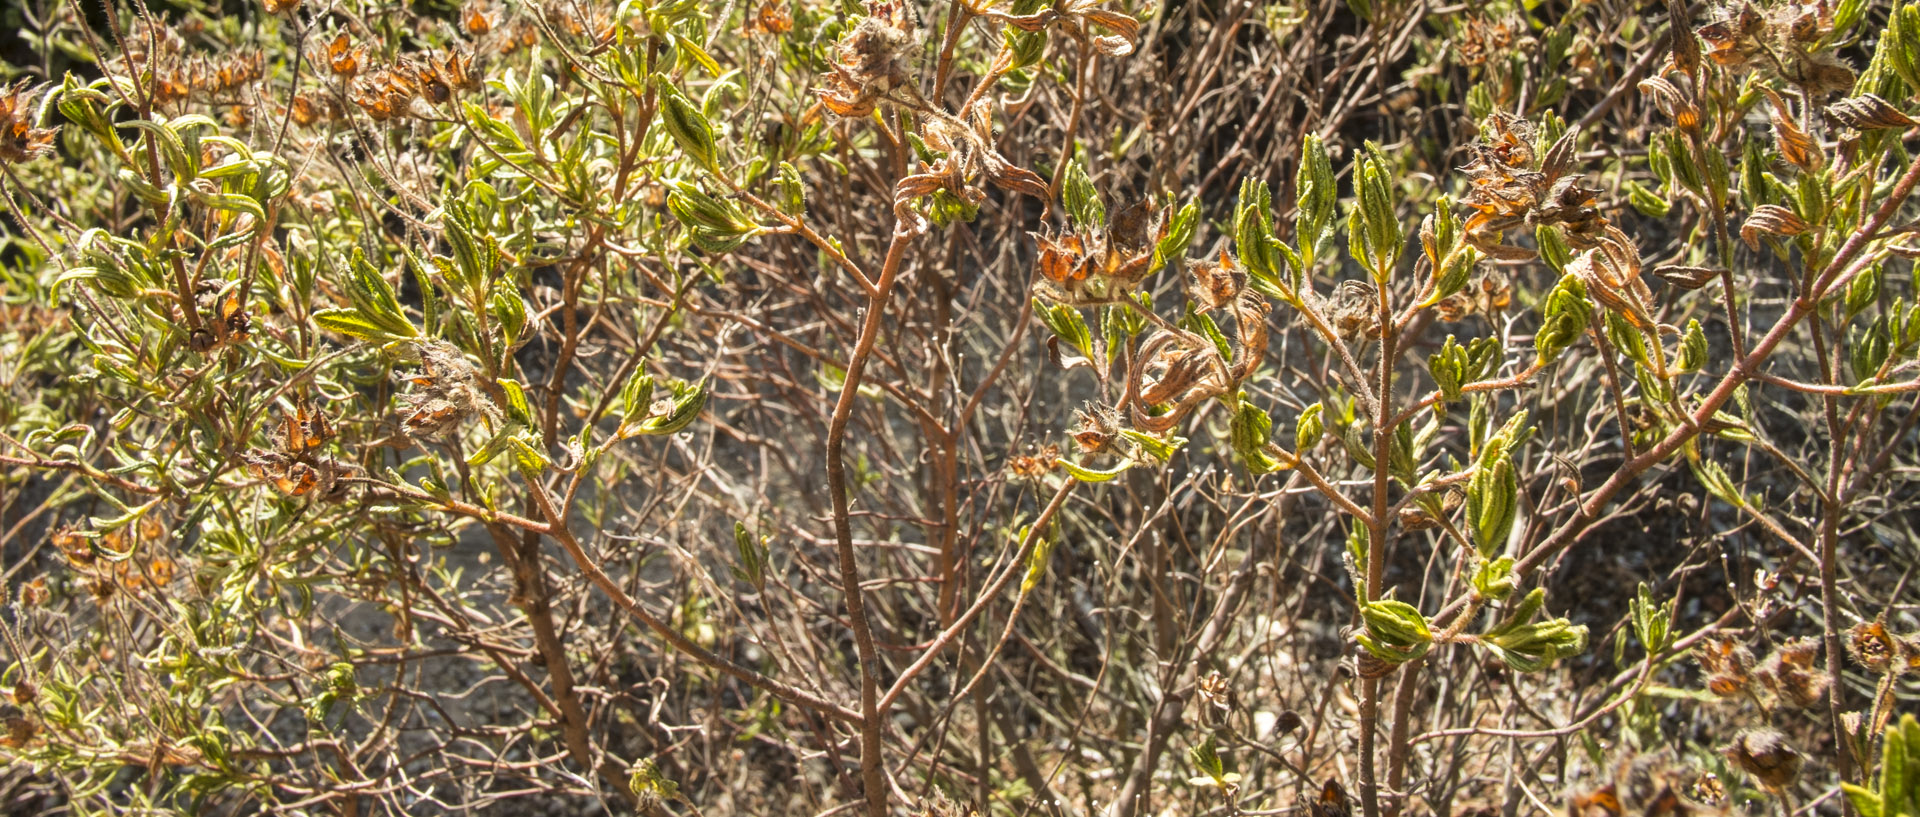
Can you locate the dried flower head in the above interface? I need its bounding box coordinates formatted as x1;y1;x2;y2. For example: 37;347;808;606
1848;619;1897;674
1693;1;1854;95
1454;12;1523;68
462;0;499;36
0;81;59;165
1568;227;1656;329
742;0;794;36
1308;779;1353;817
1722;728;1802;790
816;1;915;118
1028;200;1167;304
289;92;345;127
328;33;363;79
354;68;420;122
1328;279;1381;340
1006;443;1060;479
1458;114;1604;255
52;526;93;569
1755;636;1828;708
398;341;490;437
1196;671;1234;714
18;577;49;606
1070;405;1120;455
1696;636;1755;697
1432;271;1511;322
1186;249;1247;312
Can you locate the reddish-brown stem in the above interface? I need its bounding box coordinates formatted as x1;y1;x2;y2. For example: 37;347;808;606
1364;278;1394;817
826;227;914;817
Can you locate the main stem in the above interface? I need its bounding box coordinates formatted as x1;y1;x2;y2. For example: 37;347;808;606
1808;307;1857;790
1361;279;1396;817
828;231;912;817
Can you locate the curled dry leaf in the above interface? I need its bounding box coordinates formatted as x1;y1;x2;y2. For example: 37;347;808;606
1650;264;1721;290
1825;94;1919;130
1740;204;1810;250
1764;89;1820;171
1637;76;1700;131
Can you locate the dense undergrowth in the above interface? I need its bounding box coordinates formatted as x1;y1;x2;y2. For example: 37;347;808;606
0;0;1917;814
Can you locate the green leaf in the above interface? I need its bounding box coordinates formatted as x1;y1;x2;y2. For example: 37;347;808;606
497;378;535;426
489;288;529;348
1430;335;1467;404
655;76;720;176
1354;142;1402;279
1187;736;1226;783
313;309;402;342
1056;458;1131;482
468;423;526;467
1472;555;1516;601
1234;177;1285;289
1296;134;1337;273
1230;394;1284;474
776;161;807;216
1021;521;1059;593
1534;225;1571;274
1687;448;1748;509
1119;429;1186;464
508;435;550;478
1061;157;1105;227
1151;200;1199;274
1467;447;1517;558
730;522;768;589
631;378;709;436
192;190;267;222
342;248;418;340
674;33;723;76
619;366;657;425
1360;598;1433;649
1034;298;1093;358
1630;582;1673;654
1625;179;1672;218
1677;319;1708;372
1847;263;1883;319
1295;402;1325;453
1535;274;1591;364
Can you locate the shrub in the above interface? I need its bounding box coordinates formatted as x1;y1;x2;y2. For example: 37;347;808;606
0;0;1916;815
